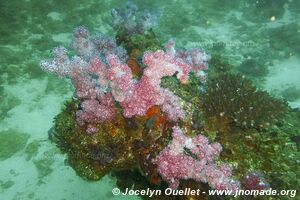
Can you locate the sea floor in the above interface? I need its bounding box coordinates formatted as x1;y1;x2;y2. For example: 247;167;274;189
0;0;299;199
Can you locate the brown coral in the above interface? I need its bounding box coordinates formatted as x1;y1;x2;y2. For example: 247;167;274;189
50;100;172;181
201;73;287;130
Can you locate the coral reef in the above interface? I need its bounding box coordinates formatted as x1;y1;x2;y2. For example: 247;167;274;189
40;3;300;200
112;2;162;63
49;100;171;180
217;118;300;194
111;2;161;36
201;73;287;130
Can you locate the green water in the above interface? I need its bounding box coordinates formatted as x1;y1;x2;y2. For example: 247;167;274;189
0;0;299;199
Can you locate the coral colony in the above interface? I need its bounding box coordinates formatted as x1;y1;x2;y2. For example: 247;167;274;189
41;26;207;134
156;126;239;190
41;3;299;200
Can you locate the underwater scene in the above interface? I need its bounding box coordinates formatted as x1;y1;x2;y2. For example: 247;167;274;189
1;0;300;199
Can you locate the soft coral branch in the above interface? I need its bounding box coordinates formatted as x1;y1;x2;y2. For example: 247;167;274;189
156;126;240;190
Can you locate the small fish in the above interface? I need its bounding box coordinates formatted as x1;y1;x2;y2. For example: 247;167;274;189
146;117;155;129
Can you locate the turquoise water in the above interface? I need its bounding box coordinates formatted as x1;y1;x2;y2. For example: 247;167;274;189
0;0;300;199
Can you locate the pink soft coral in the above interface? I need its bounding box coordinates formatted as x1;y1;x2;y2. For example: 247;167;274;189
41;26;210;133
107;51;188;119
156;126;240;190
165;39;210;80
76;93;116;134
